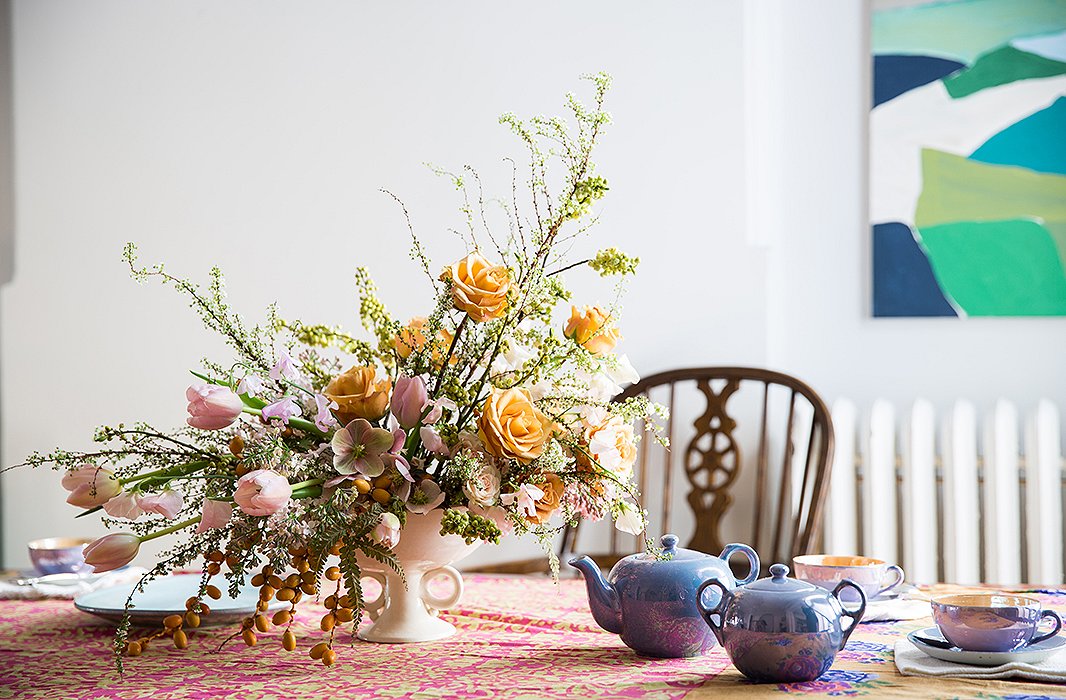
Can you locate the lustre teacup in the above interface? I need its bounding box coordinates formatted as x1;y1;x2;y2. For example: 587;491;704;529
793;555;904;601
28;537;94;576
931;593;1062;652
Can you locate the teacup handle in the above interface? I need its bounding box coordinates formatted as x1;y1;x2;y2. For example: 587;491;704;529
420;565;463;614
876;565;906;598
361;570;388;621
719;543;760;585
696;578;729;645
831;578;867;648
1030;610;1062;646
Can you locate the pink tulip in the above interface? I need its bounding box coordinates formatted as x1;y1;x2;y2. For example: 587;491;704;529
391;376;428;429
137;490;184;520
102;492;144;520
372;512;402;549
234;470;292;516
186;383;244;430
84;533;140;573
62;465;122;508
196;499;234;533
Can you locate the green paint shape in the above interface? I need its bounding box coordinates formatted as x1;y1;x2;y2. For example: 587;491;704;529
915;149;1066;228
944;45;1066;97
919;219;1066;316
1043;221;1066;272
873;0;1066;63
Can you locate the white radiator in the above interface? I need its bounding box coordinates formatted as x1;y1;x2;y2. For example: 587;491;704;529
825;399;1065;586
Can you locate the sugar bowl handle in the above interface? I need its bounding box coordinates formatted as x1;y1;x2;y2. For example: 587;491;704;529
696;578;729;645
831;578;867;648
719;543;760;585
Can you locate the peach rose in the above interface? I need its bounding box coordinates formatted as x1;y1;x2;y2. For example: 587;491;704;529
578;416;638;479
324;366;391;424
393;317;454;364
564;305;620;355
527;473;564;524
441;252;511;322
477;388;553;464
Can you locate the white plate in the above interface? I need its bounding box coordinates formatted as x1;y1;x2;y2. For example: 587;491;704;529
74;573;284;627
908;626;1066;666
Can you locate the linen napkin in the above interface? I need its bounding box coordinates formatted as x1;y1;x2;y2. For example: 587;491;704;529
861;595;930;622
894;639;1066;683
0;567;147;600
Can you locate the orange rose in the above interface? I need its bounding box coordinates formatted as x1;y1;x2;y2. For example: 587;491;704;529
324;366;391;424
477;388;553;464
528;473;564;524
392;317;454;365
441;252;511;322
564;305;620;355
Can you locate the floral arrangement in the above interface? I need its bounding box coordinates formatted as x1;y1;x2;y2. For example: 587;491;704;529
19;73;661;668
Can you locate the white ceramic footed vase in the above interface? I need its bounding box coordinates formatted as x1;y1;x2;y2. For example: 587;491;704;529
356;509;481;643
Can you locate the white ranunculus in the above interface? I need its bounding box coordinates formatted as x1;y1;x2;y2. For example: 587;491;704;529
463;462;502;507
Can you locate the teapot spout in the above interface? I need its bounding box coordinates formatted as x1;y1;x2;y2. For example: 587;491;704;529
568;555;622;634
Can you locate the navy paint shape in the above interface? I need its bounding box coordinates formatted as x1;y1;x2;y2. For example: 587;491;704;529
873;222;958;317
873;54;965;107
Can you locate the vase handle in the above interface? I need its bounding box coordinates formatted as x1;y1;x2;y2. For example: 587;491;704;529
420;565;463;615
361;570;388;621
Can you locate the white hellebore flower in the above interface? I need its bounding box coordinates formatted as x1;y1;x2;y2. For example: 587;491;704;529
614;501;645;535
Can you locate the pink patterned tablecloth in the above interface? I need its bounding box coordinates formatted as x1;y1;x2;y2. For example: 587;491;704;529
0;575;1063;699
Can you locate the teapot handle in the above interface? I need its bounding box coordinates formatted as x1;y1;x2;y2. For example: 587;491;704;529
831;578;867;648
696;578;729;645
719;543;760;585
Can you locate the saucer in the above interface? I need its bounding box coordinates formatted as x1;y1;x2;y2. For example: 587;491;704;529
75;573;284;627
907;626;1066;666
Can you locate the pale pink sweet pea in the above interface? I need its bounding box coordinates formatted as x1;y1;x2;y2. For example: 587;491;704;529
419;426;449;456
186;383;244;430
261;396;302;425
196;499;234;533
372;512;402;549
422;396;457;425
102;491;144;520
313;394;339;432
237;374;265;397
62;465;122;508
234;470;292;516
390;376;428;429
269;348;302;383
137;490;184;520
383;428;414;482
84;533;140;573
500;483;544;520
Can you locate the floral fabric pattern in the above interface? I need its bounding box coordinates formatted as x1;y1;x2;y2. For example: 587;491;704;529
0;577;1062;699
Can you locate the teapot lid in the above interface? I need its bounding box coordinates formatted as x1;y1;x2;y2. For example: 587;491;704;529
640;534;707;561
743;563;824;593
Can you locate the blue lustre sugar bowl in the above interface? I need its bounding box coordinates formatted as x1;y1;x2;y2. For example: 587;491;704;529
569;534;759;658
697;563;866;682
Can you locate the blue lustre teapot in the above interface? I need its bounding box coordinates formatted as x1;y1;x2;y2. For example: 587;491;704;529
569;534;759;658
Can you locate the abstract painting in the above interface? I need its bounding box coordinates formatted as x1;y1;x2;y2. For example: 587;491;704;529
871;0;1066;317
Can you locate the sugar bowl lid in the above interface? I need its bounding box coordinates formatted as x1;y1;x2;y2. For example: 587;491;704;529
744;563;823;593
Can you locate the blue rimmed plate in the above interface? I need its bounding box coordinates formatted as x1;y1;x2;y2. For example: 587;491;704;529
74;573;284;627
908;626;1066;666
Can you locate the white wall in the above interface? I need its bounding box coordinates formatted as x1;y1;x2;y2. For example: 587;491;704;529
0;0;756;567
2;0;1062;570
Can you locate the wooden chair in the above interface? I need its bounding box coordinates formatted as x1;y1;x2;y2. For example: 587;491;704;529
560;367;835;572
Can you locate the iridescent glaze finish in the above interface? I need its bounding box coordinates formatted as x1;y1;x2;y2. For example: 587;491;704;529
931;593;1062;652
793;554;905;601
698;563;866;682
569;534;759;658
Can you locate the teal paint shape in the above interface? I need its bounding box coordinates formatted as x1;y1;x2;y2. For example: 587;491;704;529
943;45;1066;98
971;97;1066;176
